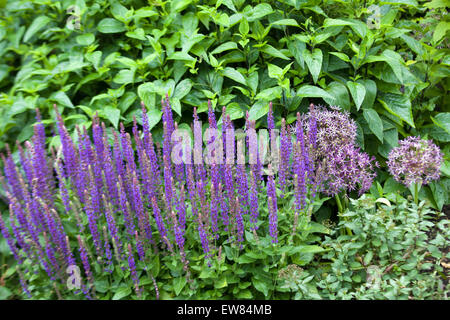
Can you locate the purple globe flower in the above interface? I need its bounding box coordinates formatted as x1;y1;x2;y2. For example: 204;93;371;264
387;136;443;187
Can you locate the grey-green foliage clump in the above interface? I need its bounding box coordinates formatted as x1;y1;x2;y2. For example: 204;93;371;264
298;195;450;300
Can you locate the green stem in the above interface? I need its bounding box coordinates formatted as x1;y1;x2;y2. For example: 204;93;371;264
335;194;352;236
414;183;419;205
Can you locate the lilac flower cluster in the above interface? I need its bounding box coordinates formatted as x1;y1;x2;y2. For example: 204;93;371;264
387;136;443;187
290;105;378;197
0;98;380;298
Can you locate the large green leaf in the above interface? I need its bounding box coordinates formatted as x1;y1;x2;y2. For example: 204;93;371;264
324;81;350;110
221;67;247;86
363;109;383;142
297;85;335;102
357;79;377;109
431;113;450;134
378;93;415;128
248;100;270;121
346;81;366;111
303;48;322;84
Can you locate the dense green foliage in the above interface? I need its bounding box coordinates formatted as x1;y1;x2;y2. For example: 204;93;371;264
1;0;449;209
0;0;449;300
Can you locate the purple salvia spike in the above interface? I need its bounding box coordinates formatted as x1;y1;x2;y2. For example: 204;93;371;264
127;243;141;297
150;197;171;250
217;183;229;229
249;171;259;230
209;184;219;239
77;235;94;285
54;105;78;180
267;165;278;244
235;196;245;247
117;177;135;240
135;231;146;261
16;142;34;187
2;145;24;200
83;189;103;258
55;159;71;214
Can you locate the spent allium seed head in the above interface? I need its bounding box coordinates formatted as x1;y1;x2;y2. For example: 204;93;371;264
387;136;443;186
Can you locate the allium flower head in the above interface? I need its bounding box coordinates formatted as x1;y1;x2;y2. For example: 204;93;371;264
387;136;443;186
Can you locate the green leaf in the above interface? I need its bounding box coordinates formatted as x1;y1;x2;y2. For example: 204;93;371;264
363;109;383;142
323;18;355;28
303;48;322;84
378;93;415;128
346;81;366;111
252;278;269;297
23;16;51;42
357;79;377;109
174;79;192;100
173;277;187;296
113;69;135;84
287;39;306;69
247;3;273;21
430;181;447;211
97;18;127;33
224;103;244;120
102;106;121;129
248;100;270;121
168;51;197;62
222;67;247;86
255;87;282;101
297;85;335;101
271;19;299;27
112;287;131;300
267;63;283;79
293;245;325;254
76;33;95;46
329;52;350;63
50;91;74;108
260;45;290;60
236;289;253;299
433;21;450;43
380;49;405;83
324;81;350;110
431;113;450;134
211;41;238;54
146;108;163;130
0;286;12;299
214;276;228;289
